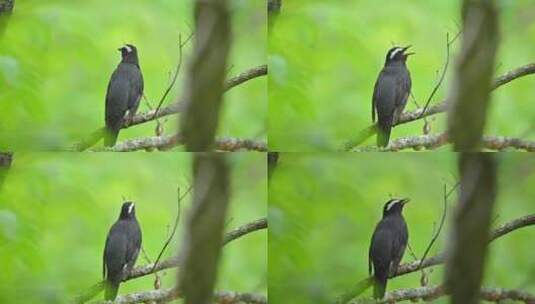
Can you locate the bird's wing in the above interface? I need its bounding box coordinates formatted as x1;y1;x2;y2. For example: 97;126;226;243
125;220;142;273
368;249;373;275
105;67;131;128
374;72;398;125
369;223;394;275
390;219;409;274
372;76;379;123
123;64;143;115
394;69;411;108
103;235;110;279
104;223;129;283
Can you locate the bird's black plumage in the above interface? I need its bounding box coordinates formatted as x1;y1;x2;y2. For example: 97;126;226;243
369;198;409;299
372;46;413;147
104;44;144;147
103;202;142;301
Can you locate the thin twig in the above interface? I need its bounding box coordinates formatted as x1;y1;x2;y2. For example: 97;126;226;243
417;182;458;270
419;31;461;118
150;185;192;274
152;32;194;119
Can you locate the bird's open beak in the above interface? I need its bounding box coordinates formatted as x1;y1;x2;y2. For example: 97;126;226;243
117;47;123;52
402;45;415;56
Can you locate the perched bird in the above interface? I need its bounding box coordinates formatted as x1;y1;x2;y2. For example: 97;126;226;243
368;198;409;299
103;202;142;301
104;44;144;147
372;46;414;147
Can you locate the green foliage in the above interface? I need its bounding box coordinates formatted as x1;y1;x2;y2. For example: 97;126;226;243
0;153;267;303
269;0;535;151
268;153;535;303
0;0;266;150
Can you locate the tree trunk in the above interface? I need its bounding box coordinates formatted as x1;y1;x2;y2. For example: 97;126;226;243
444;153;497;304
447;0;499;151
179;0;232;151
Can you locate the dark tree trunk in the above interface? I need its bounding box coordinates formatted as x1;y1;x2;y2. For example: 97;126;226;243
177;153;230;304
0;152;13;189
0;0;14;14
447;0;499;151
445;153;497;304
176;0;232;303
179;0;232;151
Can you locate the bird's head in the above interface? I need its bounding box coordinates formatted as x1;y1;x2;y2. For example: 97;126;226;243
382;198;409;217
119;201;136;219
385;45;414;65
118;44;139;64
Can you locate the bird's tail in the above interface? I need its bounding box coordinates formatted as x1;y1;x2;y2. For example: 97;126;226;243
104;280;119;301
376;125;391;147
373;270;388;299
104;128;119;147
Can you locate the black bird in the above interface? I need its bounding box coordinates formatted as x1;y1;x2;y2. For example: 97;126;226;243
368;198;409;299
104;44;144;147
103;201;142;301
372;46;413;147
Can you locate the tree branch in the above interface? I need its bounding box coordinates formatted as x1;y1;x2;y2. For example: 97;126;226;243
348;285;535;304
89;133;267;152
91;287;266;304
73;65;267;151
73;218;267;304
149;186;191;275
350;133;535;152
343;62;535;150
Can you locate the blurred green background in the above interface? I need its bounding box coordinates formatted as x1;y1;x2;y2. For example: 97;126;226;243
0;152;267;303
0;0;266;150
268;0;535;151
269;153;535;303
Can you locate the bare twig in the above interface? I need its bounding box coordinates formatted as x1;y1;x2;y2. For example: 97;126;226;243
419;31;460;118
150;186;192;274
152;33;194;119
420;31;461;118
417;182;458;270
222;218;267;245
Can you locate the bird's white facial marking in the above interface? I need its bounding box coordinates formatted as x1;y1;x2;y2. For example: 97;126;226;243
124;45;132;53
386;199;401;211
389;47;403;60
128;203;134;214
